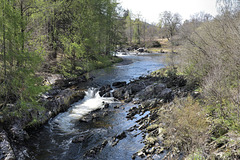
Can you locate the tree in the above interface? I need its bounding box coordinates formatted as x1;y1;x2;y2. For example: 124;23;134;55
216;0;240;12
0;0;45;110
159;11;182;41
133;15;142;45
56;0;126;76
0;0;127;110
125;10;133;45
180;9;240;131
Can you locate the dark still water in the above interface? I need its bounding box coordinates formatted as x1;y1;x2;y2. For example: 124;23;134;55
27;53;165;160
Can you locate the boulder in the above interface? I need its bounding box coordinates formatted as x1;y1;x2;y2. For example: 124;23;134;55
55;75;87;88
135;83;166;100
9;122;29;142
103;92;111;97
126;83;145;94
99;85;112;97
156;88;174;102
79;109;109;123
113;88;126;100
84;140;108;157
115;131;127;140
0;129;15;160
79;114;93;123
72;134;90;143
44;89;85;117
112;131;127;146
112;81;126;88
137;48;145;52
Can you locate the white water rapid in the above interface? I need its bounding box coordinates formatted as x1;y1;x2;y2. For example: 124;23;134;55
51;88;114;133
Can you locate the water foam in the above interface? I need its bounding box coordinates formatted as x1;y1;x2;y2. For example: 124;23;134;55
51;88;114;133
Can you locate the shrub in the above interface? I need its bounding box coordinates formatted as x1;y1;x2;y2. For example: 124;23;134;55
179;12;240;132
151;41;162;48
159;97;209;157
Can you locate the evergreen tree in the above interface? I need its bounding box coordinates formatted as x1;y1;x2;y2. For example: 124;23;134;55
0;0;45;111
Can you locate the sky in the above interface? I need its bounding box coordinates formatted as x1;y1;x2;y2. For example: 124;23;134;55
118;0;218;23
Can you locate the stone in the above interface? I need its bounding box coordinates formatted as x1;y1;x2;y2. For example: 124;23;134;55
112;81;126;88
101;140;108;148
135;83;166;100
79;114;93;123
137;48;144;52
99;85;112;97
126;107;140;119
157;88;174;102
104;103;110;108
141;99;157;109
146;124;159;133
103;92;111;97
127;83;145;94
0;129;15;160
137;151;146;158
112;131;127;146
10;123;29;141
84;140;108;157
72;134;89;143
116;131;127;140
113;88;126;100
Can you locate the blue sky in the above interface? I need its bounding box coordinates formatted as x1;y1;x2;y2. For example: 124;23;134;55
118;0;218;23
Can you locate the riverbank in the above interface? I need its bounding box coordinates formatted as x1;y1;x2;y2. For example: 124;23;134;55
0;55;123;160
99;67;194;159
0;65;199;159
106;68;240;159
2;57;236;160
86;67;240;160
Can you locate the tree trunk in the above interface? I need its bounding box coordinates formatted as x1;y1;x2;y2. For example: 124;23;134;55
3;0;6;77
20;0;24;53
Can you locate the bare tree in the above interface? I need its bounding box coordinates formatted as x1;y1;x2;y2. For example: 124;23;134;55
159;11;182;41
216;0;240;12
159;11;182;53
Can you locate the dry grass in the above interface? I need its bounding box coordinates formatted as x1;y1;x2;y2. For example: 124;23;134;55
158;97;209;158
147;39;175;53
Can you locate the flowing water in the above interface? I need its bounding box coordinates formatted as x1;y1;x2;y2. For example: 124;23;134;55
27;52;165;160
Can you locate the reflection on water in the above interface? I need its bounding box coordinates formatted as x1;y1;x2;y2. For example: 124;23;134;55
86;52;165;87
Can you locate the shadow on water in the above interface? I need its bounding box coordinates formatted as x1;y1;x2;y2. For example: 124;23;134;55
27;53;165;160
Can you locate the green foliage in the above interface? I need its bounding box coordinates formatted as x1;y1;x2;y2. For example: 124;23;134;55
0;0;47;119
55;0;125;76
0;0;126;123
186;150;205;160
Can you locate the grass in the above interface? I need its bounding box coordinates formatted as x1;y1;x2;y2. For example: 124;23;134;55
87;55;123;71
158;96;209;157
147;39;177;53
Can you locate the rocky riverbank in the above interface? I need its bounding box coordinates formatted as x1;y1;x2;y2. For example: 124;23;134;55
1;67;190;160
0;75;90;160
94;68;240;160
2;66;236;160
98;68;193;159
0;55;123;160
77;68;195;159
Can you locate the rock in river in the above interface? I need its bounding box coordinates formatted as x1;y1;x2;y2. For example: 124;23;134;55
99;85;112;97
112;81;126;88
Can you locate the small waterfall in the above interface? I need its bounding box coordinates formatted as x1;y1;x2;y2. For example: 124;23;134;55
51;88;114;133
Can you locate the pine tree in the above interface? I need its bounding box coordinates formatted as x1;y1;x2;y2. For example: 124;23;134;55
0;0;45;112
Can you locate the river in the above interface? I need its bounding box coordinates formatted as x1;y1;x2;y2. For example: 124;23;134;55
27;52;165;160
